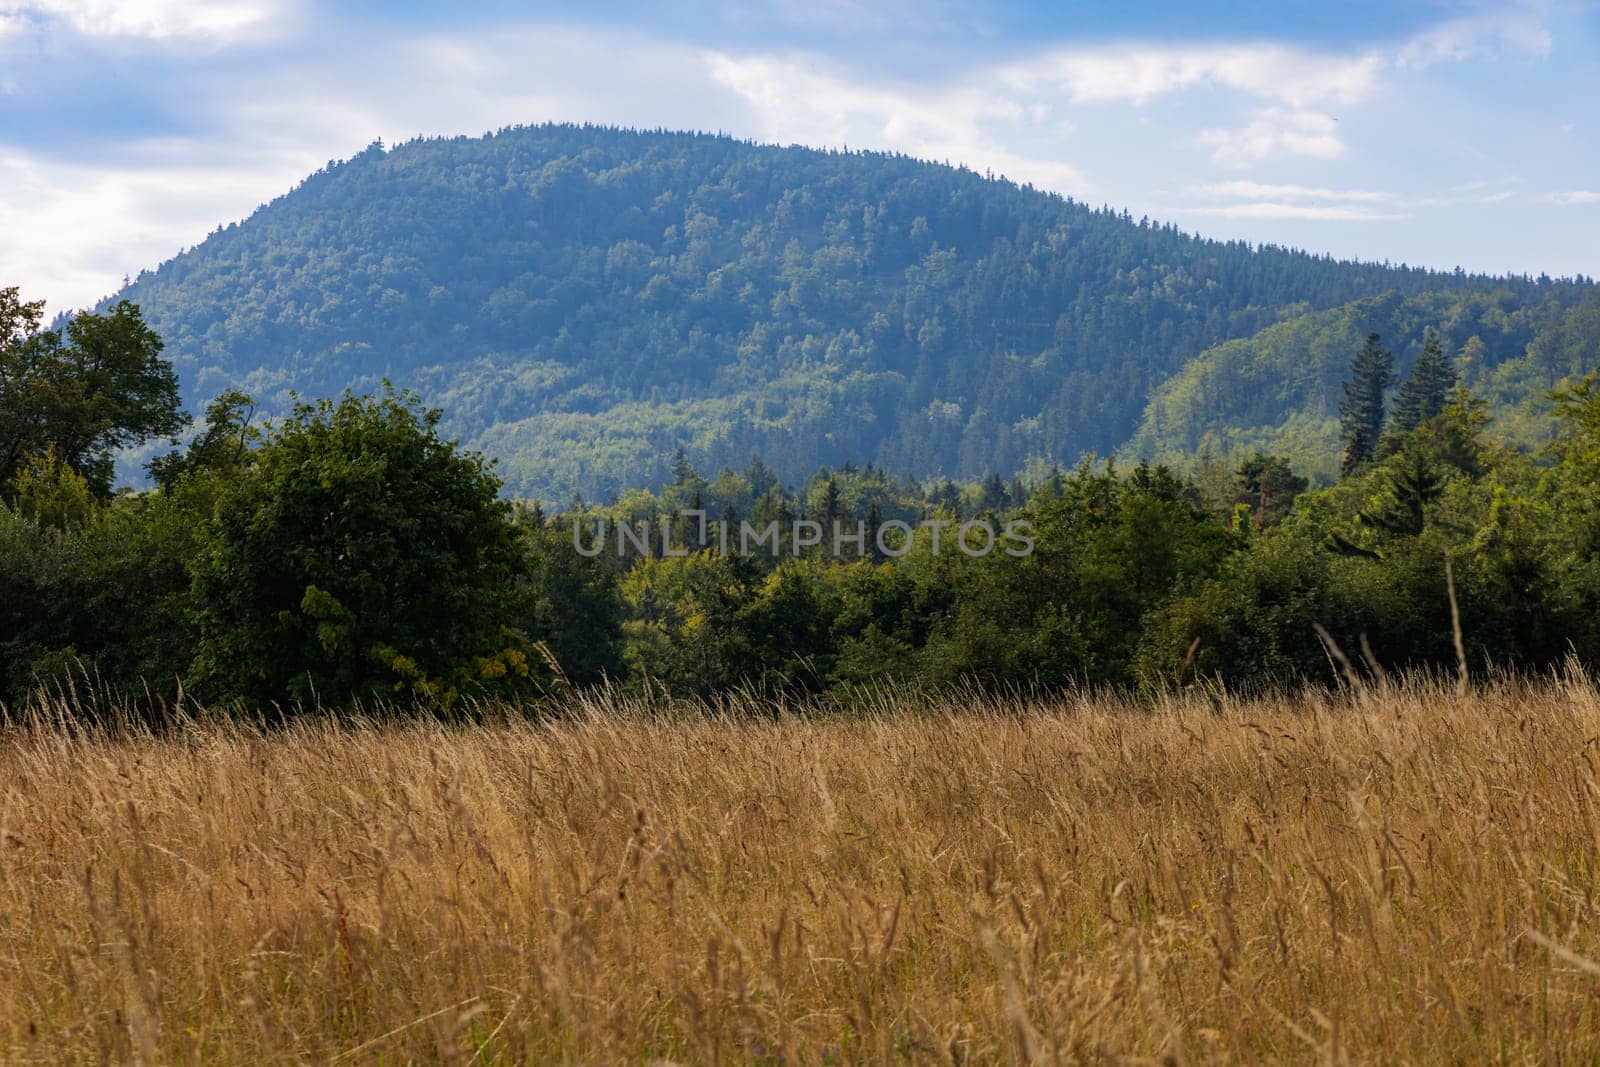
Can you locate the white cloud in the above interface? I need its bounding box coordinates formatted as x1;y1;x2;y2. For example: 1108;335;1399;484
1199;109;1345;165
1180;177;1521;221
999;43;1380;108
1413;189;1515;207
712;10;1547;189
0;0;284;41
701;11;1573;181
1185;201;1407;222
1196;180;1516;209
708;52;1087;193
0;146;310;315
1191;180;1398;203
1547;190;1600;206
1395;12;1553;69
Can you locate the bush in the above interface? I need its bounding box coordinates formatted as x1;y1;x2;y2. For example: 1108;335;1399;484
189;389;532;708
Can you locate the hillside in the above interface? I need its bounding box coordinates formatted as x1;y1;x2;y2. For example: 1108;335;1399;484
110;124;1595;499
1128;288;1600;480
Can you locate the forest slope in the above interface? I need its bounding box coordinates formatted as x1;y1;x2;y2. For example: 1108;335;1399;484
110;124;1593;497
1127;287;1600;479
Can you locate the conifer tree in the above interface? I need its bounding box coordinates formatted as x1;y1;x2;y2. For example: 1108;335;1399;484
1360;446;1443;537
820;476;844;529
1391;328;1458;437
1339;332;1393;474
980;472;1010;513
669;447;695;486
690;488;708;548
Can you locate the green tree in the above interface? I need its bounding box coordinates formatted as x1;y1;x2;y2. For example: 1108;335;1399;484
1339;332;1394;475
1390;328;1457;438
925;462;1240;688
147;389;258;491
0;289;185;496
1234;452;1307;527
0;489;202;706
979;472;1010;513
519;518;625;686
189;389;531;708
1360;446;1444;538
7;448;96;530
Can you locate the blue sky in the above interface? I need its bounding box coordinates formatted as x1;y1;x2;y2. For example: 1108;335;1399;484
3;0;1598;316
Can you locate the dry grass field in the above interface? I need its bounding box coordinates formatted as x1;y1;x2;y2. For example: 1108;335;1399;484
4;676;1600;1063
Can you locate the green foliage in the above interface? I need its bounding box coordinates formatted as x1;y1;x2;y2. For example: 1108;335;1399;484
1389;328;1457;439
517;512;625;686
0;490;200;703
1137;524;1350;687
187;388;532;707
147;389;257;491
1359;446;1445;538
8;449;96;530
1234;452;1307;527
1;288;185;496
1131;290;1600;482
5;370;1600;708
106;125;1579;501
912;462;1240;688
1340;333;1394;474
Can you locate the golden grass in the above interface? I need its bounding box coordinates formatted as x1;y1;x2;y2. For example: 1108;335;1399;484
4;676;1600;1063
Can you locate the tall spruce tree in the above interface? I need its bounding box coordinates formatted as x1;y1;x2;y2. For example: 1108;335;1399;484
1360;446;1444;537
1390;328;1458;437
1339;332;1394;475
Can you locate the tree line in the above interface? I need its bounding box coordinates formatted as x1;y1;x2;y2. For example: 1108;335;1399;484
5;284;1600;712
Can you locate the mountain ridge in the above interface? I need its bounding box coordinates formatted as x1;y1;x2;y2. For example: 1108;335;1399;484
107;123;1599;498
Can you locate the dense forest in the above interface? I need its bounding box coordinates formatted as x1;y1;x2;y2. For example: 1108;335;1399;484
1132;288;1600;481
103;124;1600;500
6;283;1600;710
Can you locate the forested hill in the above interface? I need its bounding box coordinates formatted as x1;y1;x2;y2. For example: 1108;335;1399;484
110;123;1594;499
1129;287;1600;481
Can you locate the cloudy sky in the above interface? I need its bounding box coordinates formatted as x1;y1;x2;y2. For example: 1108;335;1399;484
3;0;1598;316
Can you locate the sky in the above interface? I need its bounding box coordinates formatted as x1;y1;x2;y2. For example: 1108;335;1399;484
2;0;1599;317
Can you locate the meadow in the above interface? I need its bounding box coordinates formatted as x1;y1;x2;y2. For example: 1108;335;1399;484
3;675;1600;1063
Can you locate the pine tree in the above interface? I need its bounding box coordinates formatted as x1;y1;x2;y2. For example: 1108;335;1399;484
744;454;777;499
690;488;708;548
979;472;1009;513
1360;446;1443;537
1391;328;1458;437
670;447;696;486
820;476;845;529
1339;332;1394;475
